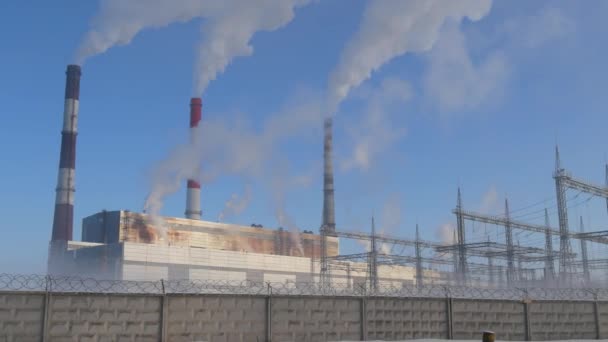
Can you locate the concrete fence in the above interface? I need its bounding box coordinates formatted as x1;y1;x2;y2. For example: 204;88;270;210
2;291;608;342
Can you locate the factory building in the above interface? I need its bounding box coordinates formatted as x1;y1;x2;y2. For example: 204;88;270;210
60;210;418;286
60;211;423;286
47;64;423;286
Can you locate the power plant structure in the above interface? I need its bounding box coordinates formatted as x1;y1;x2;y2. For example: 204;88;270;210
47;64;608;289
185;97;202;220
46;65;424;287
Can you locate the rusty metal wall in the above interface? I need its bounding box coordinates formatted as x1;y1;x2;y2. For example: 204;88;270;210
115;211;339;257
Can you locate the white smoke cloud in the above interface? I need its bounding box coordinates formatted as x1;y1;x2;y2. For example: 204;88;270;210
76;0;312;95
217;185;253;222
503;6;576;49
144;89;325;220
327;0;493;114
341;77;411;171
76;0;211;64
436;222;456;245
379;193;403;233
477;185;500;214
422;5;575;114
423;21;509;113
193;0;312;95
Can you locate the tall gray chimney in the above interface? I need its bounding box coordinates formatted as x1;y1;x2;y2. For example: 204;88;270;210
322;118;336;235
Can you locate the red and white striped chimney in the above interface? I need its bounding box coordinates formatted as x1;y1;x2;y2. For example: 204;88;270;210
185;98;202;220
51;64;81;241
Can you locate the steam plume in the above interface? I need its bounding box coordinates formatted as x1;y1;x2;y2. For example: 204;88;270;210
144;91;324;221
217;185;253;222
327;0;492;113
76;0;311;95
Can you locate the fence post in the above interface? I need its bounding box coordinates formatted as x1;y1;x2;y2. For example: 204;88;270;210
523;300;532;341
160;279;168;342
592;289;601;340
41;275;52;342
521;288;532;341
266;283;272;342
445;287;453;340
360;296;367;341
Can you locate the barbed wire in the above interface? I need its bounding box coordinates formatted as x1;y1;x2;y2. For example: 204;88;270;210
1;273;606;301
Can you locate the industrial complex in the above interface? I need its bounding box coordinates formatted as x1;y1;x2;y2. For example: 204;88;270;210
46;64;429;287
47;64;608;289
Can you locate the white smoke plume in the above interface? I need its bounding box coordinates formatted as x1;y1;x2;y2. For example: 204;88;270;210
436;222;456;245
75;0;312;95
327;0;493;114
379;194;403;233
423;21;508;113
270;164;309;256
193;0;312;95
341;77;411;171
144;90;324;222
217;185;253;222
477;185;500;214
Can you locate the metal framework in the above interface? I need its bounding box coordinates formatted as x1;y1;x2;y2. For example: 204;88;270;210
415;224;423;287
554;146;573;279
368;217;378;291
544;209;556;281
319;224;330;288
453;208;608;244
315;148;608;288
580;216;591;285
456;188;467;284
505;199;515;285
334;230;436;248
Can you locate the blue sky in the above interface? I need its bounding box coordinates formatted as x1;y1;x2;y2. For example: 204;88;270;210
1;0;608;273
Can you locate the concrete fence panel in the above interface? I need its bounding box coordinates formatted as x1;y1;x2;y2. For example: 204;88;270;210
166;295;266;342
271;297;361;342
529;301;596;340
597;301;608;339
47;294;162;342
366;297;448;341
5;290;608;342
452;299;526;341
0;293;45;342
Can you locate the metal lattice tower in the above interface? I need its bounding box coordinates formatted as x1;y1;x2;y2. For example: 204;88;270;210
553;146;573;281
452;229;458;285
368;217;378;292
319;225;330;288
415;224;423;287
544;208;556;282
456;188;467;284
605;164;608;214
488;254;495;286
580;216;591;285
504;198;515;286
516;239;524;284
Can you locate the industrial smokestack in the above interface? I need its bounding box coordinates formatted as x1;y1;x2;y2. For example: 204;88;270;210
51;65;81;242
185;98;202;220
322;118;336;235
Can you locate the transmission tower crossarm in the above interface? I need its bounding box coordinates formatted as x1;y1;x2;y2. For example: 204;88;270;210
560;174;608;198
334;230;437;248
453;208;608;244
